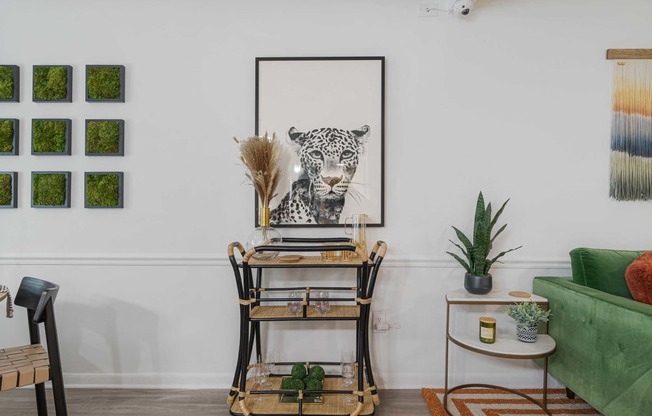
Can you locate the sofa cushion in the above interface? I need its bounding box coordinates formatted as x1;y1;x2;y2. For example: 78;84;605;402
570;248;648;299
625;252;652;305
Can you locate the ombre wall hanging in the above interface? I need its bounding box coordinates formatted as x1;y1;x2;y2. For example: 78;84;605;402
607;49;652;201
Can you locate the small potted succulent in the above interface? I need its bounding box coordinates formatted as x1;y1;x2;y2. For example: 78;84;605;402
505;301;551;343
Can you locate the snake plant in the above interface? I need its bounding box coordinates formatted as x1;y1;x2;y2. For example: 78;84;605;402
446;192;522;276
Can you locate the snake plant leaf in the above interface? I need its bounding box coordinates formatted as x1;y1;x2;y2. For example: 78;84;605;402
473;192;485;236
486;246;523;269
491;223;507;243
446;251;471;273
448;240;471;262
490;198;510;231
452;227;473;255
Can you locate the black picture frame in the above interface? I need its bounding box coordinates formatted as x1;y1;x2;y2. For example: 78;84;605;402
255;56;385;227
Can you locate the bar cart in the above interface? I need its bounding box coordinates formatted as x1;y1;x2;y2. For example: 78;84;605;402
226;237;387;416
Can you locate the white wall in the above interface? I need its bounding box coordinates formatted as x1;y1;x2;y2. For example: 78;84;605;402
1;0;651;389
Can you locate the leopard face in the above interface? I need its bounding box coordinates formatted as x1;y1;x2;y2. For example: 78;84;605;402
289;125;370;202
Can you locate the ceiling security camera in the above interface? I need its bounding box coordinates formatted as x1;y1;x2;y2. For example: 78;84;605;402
450;0;475;16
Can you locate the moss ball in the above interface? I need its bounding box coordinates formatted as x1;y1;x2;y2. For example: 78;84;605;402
291;364;307;380
304;378;323;391
308;365;325;381
280;377;304;390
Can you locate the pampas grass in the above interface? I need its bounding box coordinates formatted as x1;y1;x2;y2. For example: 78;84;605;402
234;133;282;208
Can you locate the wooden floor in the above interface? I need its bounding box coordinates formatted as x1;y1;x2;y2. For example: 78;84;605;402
0;389;431;416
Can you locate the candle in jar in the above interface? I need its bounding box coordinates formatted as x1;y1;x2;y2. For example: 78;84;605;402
479;316;496;344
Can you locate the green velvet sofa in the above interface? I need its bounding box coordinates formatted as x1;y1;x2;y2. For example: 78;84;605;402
533;248;652;416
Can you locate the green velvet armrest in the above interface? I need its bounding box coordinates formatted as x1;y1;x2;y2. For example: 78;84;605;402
533;277;652;416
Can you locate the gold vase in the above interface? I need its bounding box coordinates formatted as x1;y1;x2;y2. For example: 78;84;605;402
245;207;282;259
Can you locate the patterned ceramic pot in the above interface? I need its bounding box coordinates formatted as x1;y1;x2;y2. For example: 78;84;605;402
516;324;538;343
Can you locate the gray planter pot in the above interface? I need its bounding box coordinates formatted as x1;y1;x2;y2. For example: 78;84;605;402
464;273;492;295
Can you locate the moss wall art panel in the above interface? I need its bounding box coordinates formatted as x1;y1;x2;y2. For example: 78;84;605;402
0;172;17;208
31;171;71;208
0;65;19;102
0;119;19;155
33;65;72;102
32;119;71;155
85;172;123;208
86;65;125;102
86;119;124;156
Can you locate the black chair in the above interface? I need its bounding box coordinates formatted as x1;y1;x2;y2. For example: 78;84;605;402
0;276;68;415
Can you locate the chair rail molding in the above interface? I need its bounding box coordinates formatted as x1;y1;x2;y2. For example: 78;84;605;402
0;255;571;269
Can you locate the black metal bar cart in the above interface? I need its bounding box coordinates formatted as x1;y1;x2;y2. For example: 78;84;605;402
226;238;387;416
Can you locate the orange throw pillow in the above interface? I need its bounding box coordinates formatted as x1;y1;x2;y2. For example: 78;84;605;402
625;252;652;305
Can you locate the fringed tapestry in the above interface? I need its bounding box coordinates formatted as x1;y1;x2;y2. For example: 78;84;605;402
610;60;652;201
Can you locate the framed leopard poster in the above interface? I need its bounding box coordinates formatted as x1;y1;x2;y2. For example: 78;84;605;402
256;57;385;227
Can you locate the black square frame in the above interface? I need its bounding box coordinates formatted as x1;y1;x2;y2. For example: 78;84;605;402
0;171;17;208
86;65;125;102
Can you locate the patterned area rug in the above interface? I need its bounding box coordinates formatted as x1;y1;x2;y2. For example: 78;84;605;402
421;388;602;416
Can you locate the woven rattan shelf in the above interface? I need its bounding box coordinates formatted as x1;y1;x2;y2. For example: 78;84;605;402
229;376;375;416
250;305;360;321
226;238;387;416
246;255;372;268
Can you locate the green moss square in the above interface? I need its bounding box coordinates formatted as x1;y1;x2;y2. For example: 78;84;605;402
0;66;17;100
0;119;16;153
32;172;69;207
32;119;70;154
87;66;123;101
85;173;123;208
33;66;71;101
0;173;15;207
86;120;123;155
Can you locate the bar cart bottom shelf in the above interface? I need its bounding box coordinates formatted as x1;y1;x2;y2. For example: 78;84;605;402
229;376;376;416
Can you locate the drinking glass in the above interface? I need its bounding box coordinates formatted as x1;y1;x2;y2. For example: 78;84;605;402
262;350;275;388
316;291;330;315
287;291;302;316
251;363;266;404
341;349;356;404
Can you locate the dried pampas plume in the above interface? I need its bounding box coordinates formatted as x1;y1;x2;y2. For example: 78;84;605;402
234;133;282;208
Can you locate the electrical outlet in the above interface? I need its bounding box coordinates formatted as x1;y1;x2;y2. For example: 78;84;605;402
372;310;389;333
418;2;439;17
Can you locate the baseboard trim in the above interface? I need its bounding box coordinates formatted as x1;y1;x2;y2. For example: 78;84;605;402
64;372;234;389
